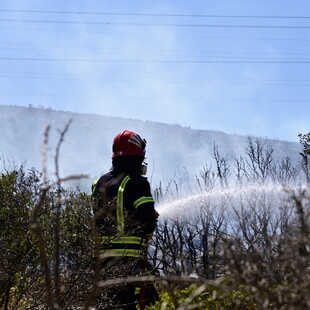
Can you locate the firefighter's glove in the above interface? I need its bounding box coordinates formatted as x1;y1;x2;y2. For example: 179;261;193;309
145;261;160;305
155;211;160;223
144;283;159;306
147;261;160;276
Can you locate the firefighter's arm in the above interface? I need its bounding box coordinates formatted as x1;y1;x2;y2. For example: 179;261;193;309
133;197;157;235
128;176;158;238
144;211;159;241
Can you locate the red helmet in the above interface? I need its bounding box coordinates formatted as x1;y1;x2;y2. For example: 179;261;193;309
112;130;146;158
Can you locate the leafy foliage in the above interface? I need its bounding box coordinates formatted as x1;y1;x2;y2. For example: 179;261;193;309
148;283;256;310
0;166;93;309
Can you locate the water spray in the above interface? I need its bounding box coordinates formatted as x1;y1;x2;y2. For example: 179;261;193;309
156;183;298;219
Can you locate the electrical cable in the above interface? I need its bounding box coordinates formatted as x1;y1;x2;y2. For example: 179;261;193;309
1;70;310;82
2;42;310;58
1;25;310;42
1;18;310;29
0;57;310;64
0;92;309;102
1;9;310;19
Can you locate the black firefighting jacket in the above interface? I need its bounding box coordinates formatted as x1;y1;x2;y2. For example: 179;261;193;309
92;170;157;258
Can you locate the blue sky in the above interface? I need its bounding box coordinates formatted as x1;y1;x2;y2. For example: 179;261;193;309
0;0;309;142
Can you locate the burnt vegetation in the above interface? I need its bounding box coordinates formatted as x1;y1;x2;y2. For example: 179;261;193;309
0;127;309;310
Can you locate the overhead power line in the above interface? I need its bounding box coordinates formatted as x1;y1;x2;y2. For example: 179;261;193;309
1;18;310;29
0;57;310;64
1;74;309;87
2;26;310;42
1;9;310;19
1;71;310;83
2;42;310;57
0;92;309;102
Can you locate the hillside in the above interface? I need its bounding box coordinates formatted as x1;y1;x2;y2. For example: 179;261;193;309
0;105;302;192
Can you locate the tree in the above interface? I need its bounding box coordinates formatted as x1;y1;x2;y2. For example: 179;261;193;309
243;137;275;184
298;132;310;183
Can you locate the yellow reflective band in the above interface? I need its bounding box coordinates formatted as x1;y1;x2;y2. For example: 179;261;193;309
99;248;143;258
135;287;141;295
133;196;154;209
99;236;146;246
116;175;131;234
91;177;100;196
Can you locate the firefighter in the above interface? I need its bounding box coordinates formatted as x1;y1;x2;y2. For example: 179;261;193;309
91;130;158;310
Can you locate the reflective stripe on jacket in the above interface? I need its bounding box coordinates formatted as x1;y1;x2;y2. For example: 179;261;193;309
98;235;147;258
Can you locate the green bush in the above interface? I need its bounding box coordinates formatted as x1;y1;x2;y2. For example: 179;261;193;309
0;166;93;309
148;282;257;310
